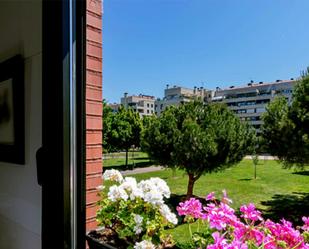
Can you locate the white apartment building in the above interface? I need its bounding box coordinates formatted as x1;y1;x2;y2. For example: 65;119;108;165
211;79;296;132
121;93;155;117
108;103;121;113
155;85;210;115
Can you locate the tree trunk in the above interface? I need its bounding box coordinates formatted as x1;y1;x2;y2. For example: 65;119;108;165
125;148;128;166
186;173;196;199
254;164;257;179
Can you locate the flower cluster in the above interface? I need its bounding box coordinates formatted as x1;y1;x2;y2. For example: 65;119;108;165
102;169;123;182
98;170;177;248
177;190;309;249
134;240;156;249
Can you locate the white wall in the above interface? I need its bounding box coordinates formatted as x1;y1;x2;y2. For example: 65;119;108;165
0;1;42;248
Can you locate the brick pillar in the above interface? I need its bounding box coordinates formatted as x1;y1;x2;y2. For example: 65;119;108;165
86;0;103;232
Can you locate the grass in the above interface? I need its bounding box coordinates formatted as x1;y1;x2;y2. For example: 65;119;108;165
125;159;309;244
129;160;309;210
103;151;152;170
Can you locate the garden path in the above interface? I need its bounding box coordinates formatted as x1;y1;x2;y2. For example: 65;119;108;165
120;166;164;175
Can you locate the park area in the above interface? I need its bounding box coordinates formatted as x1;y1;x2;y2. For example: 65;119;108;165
102;156;309;246
97;76;309;248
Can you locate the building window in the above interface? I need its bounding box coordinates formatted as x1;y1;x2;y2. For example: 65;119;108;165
236;109;246;114
147;110;149;113
256;99;270;104
151;104;153;108
256;107;265;113
247;108;255;114
147;103;149;107
238;101;256;107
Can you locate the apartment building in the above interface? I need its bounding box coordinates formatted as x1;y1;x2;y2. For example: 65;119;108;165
211;79;296;132
108;103;121;113
121;93;155;117
155;85;210;115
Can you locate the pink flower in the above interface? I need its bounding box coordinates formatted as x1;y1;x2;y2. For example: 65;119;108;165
177;198;203;219
222;190;233;204
206;192;216;201
264;219;307;248
227;239;248;249
207;232;228;249
204;202;238;230
263;235;277;249
302;216;309;231
178;191;309;249
240;203;263;222
247;228;264;245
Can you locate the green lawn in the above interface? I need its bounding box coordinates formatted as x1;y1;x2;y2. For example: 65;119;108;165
103;151;151;169
129;160;309;210
125;160;309;244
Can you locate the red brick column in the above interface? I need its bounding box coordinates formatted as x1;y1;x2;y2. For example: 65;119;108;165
86;0;103;232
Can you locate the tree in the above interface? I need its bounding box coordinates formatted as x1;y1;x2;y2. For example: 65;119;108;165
261;97;294;165
102;100;114;153
288;69;309;166
262;69;309;168
107;106;142;166
142;101;254;198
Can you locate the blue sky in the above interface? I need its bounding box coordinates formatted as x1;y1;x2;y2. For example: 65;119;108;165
103;0;309;103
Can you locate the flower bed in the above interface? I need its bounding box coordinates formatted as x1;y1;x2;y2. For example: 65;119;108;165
90;170;309;249
177;191;309;249
92;169;178;249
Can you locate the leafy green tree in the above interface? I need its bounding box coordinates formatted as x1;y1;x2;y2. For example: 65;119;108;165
142;101;254;198
261;97;293;164
108;106;142;166
102;100;114;153
288;69;309;166
262;69;309;168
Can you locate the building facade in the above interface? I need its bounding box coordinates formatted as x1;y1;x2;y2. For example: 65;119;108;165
108;103;121;113
211;79;296;132
121;93;155;117
155;85;210;115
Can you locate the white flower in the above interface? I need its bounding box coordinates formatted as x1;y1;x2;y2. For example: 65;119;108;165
143;189;164;206
137;179;154;193
149;177;171;198
96;185;105;191
103;169;123;183
107;185;128;202
120;177;144;200
120;177;137;192
137;178;170;205
134;214;143;224
134;226;143;235
130;186;144;200
133;214;144;234
134;240;156;249
159;204;178;225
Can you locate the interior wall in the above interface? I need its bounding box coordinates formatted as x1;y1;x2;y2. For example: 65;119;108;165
0;1;42;249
